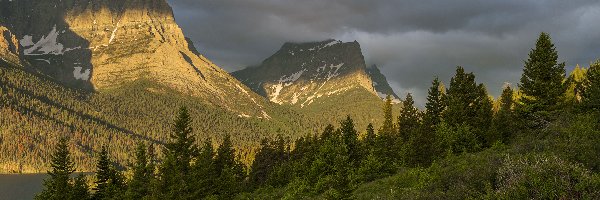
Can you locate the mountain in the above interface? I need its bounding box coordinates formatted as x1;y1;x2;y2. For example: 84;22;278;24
233;39;400;107
367;65;400;100
0;0;270;116
0;0;324;173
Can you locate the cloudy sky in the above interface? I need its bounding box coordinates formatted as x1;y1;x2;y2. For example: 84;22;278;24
168;0;600;106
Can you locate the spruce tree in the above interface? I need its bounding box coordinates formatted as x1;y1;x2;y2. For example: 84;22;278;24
215;134;245;198
443;66;479;126
581;61;600;112
71;174;90;200
158;106;198;200
340;115;361;166
474;84;494;146
518;32;566;114
125;143;153;200
93;146;124;200
363;123;376;151
493;85;516;143
35;138;76;200
192;140;217;198
565;64;587;104
423;77;445;129
380;95;396;136
398;93;421;142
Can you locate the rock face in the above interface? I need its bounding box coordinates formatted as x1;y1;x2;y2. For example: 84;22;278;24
367;65;400;99
233;39;399;107
0;26;20;65
0;0;269;116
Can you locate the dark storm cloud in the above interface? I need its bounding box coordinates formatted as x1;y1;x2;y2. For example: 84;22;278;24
168;0;600;106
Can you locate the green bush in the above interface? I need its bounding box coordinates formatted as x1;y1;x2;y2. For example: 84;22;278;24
495;153;600;199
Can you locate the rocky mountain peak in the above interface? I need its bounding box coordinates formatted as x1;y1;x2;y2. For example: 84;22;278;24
233;39;398;107
0;0;272;117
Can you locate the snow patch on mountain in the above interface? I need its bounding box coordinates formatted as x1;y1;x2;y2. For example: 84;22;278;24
21;25;65;55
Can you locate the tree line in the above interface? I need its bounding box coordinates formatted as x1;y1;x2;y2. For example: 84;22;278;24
35;32;600;199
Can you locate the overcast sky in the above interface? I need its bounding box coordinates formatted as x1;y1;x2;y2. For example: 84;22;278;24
168;0;600;106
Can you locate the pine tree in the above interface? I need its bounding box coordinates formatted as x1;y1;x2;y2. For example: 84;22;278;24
192;140;217;198
518;32;566;114
423;77;445;129
93;146;124;200
340;115;360;166
581;61;600;113
71;174;90;200
125;143;153;200
380;95;396;136
363;123;376;151
398;93;421;142
493;85;516;143
157;106;198;200
35;138;76;200
215;134;245;198
443;66;479;126
474;84;494;147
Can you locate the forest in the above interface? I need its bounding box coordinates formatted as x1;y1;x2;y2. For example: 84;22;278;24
34;33;600;199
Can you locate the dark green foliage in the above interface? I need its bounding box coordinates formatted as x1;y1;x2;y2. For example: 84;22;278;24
423;77;445;130
249;136;288;188
435;122;480;155
495;154;600;199
518;32;566;114
72;174;91;200
493;86;516;144
474;85;494;146
443;66;479;126
215;134;246;198
340;115;361;167
93;146;125;200
442;67;493;148
157;106;198;200
363;123;376;151
125;143;154;200
191;140;217;198
581;61;600;112
397;93;421;143
35;138;78;200
380;95;396;136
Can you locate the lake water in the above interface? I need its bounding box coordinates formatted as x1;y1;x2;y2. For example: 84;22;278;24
0;174;47;200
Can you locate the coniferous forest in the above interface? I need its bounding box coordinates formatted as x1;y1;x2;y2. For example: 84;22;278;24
32;33;600;199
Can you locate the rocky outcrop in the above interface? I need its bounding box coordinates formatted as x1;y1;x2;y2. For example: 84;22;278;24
367;65;400;99
0;26;20;65
233;39;398;107
0;0;270;116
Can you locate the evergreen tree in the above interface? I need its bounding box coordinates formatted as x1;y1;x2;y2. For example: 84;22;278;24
398;93;421;142
309;129;351;198
518;32;566;114
192;140;217;198
93;146;124;200
71;174;91;200
380;95;396;136
363;123;376;151
443;66;479;126
493;85;516;144
423;77;446;129
215;134;245;198
125;143;153;200
35;138;76;200
157;106;198;200
581;61;600;113
340;115;361;166
474;84;494;147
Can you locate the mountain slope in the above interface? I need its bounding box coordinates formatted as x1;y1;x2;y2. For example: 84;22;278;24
0;0;321;173
233;39;400;129
233;39;399;107
0;0;268;116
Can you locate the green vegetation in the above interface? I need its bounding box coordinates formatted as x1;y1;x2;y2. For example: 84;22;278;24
24;32;600;199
